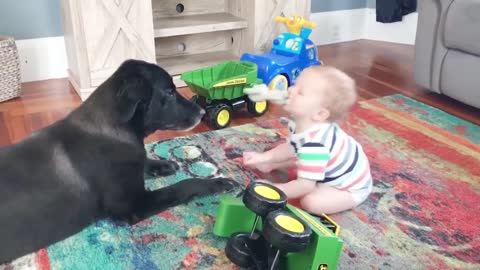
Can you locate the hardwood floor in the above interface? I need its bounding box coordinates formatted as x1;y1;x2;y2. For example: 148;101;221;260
0;40;478;147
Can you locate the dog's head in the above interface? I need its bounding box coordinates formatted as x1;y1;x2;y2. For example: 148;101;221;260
111;59;205;136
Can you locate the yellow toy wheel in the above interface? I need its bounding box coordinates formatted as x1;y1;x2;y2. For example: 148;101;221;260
246;99;269;116
275;214;305;233
217;109;230;127
268;75;288;91
255;101;267;113
207;104;232;129
242;182;287;216
254;185;281;200
263;210;312;252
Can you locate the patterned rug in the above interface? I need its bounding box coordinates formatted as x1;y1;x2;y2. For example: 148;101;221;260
2;94;479;270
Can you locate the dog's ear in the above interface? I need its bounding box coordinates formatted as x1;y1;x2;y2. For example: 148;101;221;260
116;73;152;123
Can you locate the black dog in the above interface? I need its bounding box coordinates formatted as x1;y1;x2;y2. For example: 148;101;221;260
0;59;237;263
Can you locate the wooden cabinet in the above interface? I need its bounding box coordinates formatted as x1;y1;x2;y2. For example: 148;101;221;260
60;0;311;101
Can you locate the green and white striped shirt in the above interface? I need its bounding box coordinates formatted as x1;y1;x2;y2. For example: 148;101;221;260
287;119;372;191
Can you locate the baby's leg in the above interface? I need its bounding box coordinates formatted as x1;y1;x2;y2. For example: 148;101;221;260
300;184;357;215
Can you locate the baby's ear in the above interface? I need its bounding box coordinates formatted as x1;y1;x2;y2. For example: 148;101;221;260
313;108;330;122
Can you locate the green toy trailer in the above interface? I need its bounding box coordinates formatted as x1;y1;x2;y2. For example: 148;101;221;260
213;182;343;270
180;61;268;129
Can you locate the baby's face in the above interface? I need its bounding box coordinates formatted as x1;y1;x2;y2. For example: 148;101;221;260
283;71;328;120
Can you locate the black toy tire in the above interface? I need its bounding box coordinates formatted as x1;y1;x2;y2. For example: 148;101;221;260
190;95;207;108
242;182;287;217
225;233;254;268
190;95;198;103
246;99;269;116
263;210;312;253
206;103;232;129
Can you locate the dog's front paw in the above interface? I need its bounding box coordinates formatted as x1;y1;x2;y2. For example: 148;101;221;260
146;160;179;177
207;177;239;193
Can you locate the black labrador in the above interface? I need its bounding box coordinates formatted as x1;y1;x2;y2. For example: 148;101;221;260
0;59;237;263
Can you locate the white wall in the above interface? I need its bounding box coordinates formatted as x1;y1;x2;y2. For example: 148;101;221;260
364;9;418;45
15;36;68;83
309;9;367;45
309;8;418;46
15;7;418;83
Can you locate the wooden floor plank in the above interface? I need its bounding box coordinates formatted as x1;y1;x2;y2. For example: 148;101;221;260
0;39;478;146
0;112;11;147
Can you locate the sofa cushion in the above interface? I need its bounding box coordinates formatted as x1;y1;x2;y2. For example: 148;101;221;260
441;50;480;108
444;0;480;56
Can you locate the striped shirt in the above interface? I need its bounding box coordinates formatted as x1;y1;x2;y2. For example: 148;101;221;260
287;119;372;192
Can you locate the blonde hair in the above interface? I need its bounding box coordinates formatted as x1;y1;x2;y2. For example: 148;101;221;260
305;65;357;122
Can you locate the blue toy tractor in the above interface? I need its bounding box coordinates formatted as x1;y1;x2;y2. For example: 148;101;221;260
240;15;322;91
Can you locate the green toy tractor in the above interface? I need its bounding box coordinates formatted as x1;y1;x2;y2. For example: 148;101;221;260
213;181;343;270
180;61;268;129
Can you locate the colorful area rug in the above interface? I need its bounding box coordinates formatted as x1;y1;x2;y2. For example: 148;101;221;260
2;94;479;270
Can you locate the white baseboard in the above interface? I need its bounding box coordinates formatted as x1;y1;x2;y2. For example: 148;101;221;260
15;9;418;83
15;36;68;83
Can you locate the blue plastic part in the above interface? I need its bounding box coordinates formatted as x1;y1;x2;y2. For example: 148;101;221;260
300;28;313;39
240;31;321;88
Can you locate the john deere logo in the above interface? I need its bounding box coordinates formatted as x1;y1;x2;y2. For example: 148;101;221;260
213;78;247;87
318;264;328;270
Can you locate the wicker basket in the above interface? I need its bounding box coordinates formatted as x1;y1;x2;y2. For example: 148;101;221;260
0;36;22;102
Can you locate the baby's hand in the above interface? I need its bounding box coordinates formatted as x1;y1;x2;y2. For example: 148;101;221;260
243;151;269;165
244;84;288;104
242;152;274;173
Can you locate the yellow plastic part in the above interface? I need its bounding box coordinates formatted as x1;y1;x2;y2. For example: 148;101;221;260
275;15;316;35
321;213;341;236
216;109;230;127
275;215;305;233
255;101;267;113
268;75;288;91
254;186;281;200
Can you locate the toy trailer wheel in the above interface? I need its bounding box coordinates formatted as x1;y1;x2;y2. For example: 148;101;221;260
207;104;232;129
243;182;287;217
225;233;254;268
246;99;269;116
263;210;312;253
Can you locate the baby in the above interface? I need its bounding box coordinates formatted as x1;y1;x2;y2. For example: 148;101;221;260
243;66;372;215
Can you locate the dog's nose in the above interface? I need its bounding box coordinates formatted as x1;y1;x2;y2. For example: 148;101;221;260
199;109;206;116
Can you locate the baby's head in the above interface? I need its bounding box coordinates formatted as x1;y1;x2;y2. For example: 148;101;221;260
284;65;357;123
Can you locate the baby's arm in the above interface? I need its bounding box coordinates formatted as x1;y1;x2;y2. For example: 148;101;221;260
243;142;295;167
263;142;296;163
268;142;331;197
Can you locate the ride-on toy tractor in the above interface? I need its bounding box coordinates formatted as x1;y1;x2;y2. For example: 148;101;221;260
240;15;321;91
213;181;343;270
180;15;322;129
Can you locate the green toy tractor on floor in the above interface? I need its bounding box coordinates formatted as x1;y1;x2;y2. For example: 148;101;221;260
213;181;343;270
181;61;268;129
